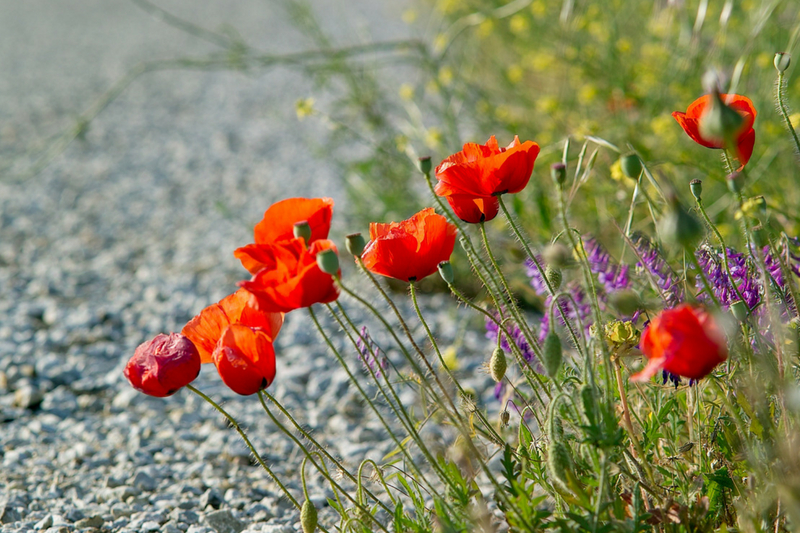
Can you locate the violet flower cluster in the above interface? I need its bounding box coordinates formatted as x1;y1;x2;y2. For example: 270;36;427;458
356;326;389;378
632;234;683;307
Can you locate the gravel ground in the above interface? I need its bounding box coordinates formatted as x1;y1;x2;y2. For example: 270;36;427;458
0;2;501;531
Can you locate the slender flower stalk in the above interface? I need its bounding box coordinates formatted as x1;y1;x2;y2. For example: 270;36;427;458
776;66;800;156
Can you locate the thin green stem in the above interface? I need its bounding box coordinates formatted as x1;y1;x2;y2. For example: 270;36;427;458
777;70;800;156
695;198;747;306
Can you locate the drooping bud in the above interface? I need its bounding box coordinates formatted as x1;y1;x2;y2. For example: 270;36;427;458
489;347;507;382
551;163;567;187
345;233;366;256
124;333;201;397
500;409;510;427
316;248;340;276
300;500;318;533
620;153;642;180
608;290;642;316
544;266;562;290
293;220;312;243
730;300;748;322
690;179;703;202
726;171;745;194
418;156;432;175
438;261;454;284
542;331;563;378
543;243;571;269
775;52;792;73
660;196;703;249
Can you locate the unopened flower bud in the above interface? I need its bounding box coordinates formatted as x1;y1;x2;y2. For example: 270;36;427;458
608;290;642;316
660;198;703;249
438;261;454;284
489;347;507;382
545;266;562;290
547;441;573;490
316;248;340;276
543;243;570;268
542;331;562;378
551;163;567;186
690;179;703;202
500;409;510;427
418;156;432;175
730;300;748;322
620;153;642;179
345;233;366;256
124;333;201;397
293;220;312;243
726;172;745;194
300;500;318;533
775;52;792;73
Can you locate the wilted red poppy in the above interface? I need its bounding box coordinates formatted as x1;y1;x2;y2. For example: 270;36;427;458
182;288;284;364
672;94;756;169
632;304;727;382
213;324;276;395
434;135;540;201
253;197;334;245
446;195;499;224
238;238;340;312
361;207;457;282
125;333;201;397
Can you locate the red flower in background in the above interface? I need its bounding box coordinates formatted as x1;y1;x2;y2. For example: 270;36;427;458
238;238;340;312
212;324;276;396
672;94;756;169
124;333;201;397
182;289;283;364
632;304;727;383
434;135;540;203
253;197;333;245
361;208;456;282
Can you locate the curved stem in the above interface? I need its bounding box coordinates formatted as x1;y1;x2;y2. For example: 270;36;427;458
777;70;800;156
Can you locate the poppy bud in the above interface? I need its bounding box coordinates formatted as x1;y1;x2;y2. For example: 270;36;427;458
544;266;562;290
726;172;745;194
500;409;510;427
543;243;570;269
125;333;201;397
551;163;567;187
730;300;748;322
699;91;745;145
345;233;366;256
489;347;507;382
620;153;642;179
542;331;562;378
690;179;703;202
660;198;703;249
547;441;573;491
775;52;792;73
293;220;312;243
418;156;432;175
300;500;318;533
316;248;340;276
609;290;642;316
438;261;454;284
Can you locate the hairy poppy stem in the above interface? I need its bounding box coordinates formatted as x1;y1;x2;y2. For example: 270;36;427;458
776;70;800;157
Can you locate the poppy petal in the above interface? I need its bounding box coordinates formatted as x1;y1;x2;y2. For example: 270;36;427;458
253;197;334;245
212;325;276;396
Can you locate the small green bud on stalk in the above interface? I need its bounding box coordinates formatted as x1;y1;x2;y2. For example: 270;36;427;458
551;163;567;187
730;300;748;322
500;409;510;427
300;500;318;533
660;198;703;249
726;171;745;194
775;52;792;73
316;249;340;276
544;266;562;290
547;441;573;491
690;179;703;202
293;220;312;242
437;261;454;284
345;233;366;256
542;331;562;378
609;289;642;316
489;347;507;382
620;153;642;179
418;156;432;175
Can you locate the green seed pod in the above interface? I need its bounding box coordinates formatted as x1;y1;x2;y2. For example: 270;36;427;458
293;220;312;243
730;300;748;322
489;347;507;382
545;266;562;290
690;179;703;202
620;153;642;179
547;441;573;490
608;290;641;316
345;233;366;256
551;163;567;187
660;198;703;249
418;156;432;175
437;261;454;284
300;500;318;533
316;248;340;276
542;331;562;378
775;52;792;73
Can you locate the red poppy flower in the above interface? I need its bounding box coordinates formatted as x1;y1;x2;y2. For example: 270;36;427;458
434;135;540;201
361;207;457;282
632;304;727;383
672;94;756;169
182;288;284;364
446;195;500;224
253;197;334;245
238;238;340;312
212;324;276;395
125;333;201;397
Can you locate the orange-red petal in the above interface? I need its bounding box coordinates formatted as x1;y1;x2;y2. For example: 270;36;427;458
253;197;334;245
212;324;276;396
446;195;499;224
